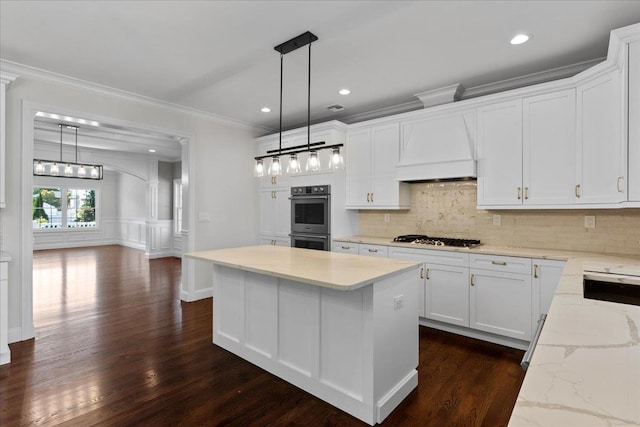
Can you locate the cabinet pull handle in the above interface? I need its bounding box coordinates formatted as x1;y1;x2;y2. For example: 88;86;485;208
366;193;370;202
470;274;475;286
575;184;581;198
524;187;529;200
341;246;350;250
273;176;277;185
534;264;538;278
426;268;430;280
371;193;374;202
368;249;378;253
491;260;507;266
617;176;624;193
517;187;521;200
420;267;424;279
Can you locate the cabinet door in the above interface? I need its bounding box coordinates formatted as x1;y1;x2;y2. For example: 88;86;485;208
629;40;640;201
470;269;532;341
259;189;277;235
346;128;372;206
370;123;401;207
523;90;576;205
273;188;291;237
477;100;523;206
577;71;625;203
531;259;565;324
425;264;470;327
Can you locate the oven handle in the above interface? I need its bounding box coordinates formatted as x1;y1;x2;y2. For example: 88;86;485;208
521;313;547;371
288;195;329;200
289;233;328;240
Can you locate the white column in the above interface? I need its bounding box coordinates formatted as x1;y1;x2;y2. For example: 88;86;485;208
146;159;159;257
0;72;18;209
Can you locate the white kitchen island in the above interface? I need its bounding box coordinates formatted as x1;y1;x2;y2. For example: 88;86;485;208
186;245;421;425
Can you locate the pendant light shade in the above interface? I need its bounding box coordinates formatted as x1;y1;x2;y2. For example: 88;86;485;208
306;150;321;172
328;147;344;170
33;124;103;180
287;154;301;174
268;156;282;176
254;159;265;177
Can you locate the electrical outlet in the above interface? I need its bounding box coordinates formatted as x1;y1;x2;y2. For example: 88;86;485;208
493;214;501;226
584;215;596;229
384;214;390;223
393;295;403;310
198;212;210;222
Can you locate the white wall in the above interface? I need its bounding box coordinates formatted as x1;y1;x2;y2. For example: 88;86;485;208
1;69;260;341
117;171;147;219
157;161;173;221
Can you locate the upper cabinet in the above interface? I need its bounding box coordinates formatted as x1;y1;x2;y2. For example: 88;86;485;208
627;40;640;201
345;122;410;209
576;70;626;204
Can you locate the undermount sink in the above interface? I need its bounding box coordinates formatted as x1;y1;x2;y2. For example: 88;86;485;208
583;273;640;306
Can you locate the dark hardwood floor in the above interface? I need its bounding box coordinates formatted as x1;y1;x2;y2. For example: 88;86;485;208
0;245;525;426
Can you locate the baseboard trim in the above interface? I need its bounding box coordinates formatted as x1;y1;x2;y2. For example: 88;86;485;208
8;327;23;344
117;240;146;251
419;318;529;350
146;251;175;259
33;239;118;251
377;369;418;423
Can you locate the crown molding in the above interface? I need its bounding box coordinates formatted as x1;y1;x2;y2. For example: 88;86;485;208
414;83;465;108
337;99;424;125
0;59;269;133
0;70;18;85
462;57;605;99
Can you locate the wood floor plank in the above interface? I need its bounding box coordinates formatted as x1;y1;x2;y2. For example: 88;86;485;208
0;245;525;426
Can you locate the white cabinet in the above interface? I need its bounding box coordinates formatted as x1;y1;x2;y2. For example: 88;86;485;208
531;259;566;325
259;187;290;238
332;242;359;254
469;254;532;341
628;40;640;201
523;90;577;205
388;247;469;324
1;261;9;365
358;244;388;258
346;123;410;209
260;236;291;247
576;70;626;203
478;90;577;207
257;140;291;188
477;100;523;205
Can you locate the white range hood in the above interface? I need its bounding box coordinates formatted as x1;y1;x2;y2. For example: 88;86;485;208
396;109;476;182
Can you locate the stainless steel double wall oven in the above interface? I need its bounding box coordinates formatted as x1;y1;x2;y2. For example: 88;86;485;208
290;185;330;251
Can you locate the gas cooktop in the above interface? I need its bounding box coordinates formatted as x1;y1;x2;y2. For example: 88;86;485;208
393;234;481;248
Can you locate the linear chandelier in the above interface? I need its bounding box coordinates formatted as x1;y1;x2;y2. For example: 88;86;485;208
254;31;344;177
33;124;104;180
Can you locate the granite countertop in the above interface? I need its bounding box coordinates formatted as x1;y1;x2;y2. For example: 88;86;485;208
335;235;640;425
185;245;420;291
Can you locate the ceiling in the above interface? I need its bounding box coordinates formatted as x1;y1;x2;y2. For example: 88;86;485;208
2;1;640;137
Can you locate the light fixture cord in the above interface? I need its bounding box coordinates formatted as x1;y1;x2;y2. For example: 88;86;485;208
59;124;63;162
75;126;78;163
279;52;283;155
307;40;311;150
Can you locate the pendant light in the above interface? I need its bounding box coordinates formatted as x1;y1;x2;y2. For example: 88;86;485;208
253;31;344;176
33;124;104;180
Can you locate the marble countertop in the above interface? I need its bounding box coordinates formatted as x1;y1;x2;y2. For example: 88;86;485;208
335;236;640;425
185;245;420;291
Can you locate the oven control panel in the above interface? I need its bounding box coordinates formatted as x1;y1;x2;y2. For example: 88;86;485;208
291;185;330;195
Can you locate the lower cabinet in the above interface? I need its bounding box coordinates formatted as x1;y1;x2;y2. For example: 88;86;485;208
469;254;533;341
532;258;566;325
332;242;359;254
358;244;388;258
424;264;470;327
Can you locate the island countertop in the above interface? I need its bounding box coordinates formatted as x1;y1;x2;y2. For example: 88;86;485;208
185;245;420;291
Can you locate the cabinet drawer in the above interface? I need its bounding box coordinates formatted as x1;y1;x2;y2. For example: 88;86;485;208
359;244;388;258
469;254;531;275
0;262;6;281
389;247;469;267
332;242;360;254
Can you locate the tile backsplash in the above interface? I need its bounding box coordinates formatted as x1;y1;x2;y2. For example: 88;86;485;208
358;181;640;256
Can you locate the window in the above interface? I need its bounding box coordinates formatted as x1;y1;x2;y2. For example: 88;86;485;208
33;186;97;230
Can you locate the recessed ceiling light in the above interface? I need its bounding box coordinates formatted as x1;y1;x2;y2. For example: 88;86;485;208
148;149;156;153
261;107;271;113
338;88;351;96
510;33;531;45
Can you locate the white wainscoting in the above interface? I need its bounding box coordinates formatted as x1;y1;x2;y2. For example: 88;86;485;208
146;220;174;259
118;218;146;251
173;233;183;258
